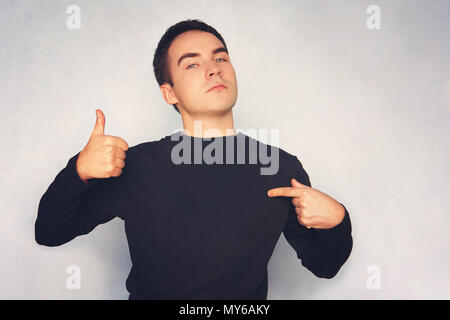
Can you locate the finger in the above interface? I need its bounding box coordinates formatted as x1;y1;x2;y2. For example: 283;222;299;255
267;187;301;198
112;136;129;151
114;158;125;169
291;178;306;188
110;167;123;177
297;215;312;229
92;109;105;136
115;148;127;160
292;198;303;207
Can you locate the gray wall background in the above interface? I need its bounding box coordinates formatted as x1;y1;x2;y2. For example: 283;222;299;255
1;0;449;299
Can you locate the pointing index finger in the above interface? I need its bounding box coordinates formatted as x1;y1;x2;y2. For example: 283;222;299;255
267;187;301;198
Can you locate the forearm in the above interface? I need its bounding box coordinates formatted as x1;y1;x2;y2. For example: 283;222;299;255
35;153;98;246
304;204;353;278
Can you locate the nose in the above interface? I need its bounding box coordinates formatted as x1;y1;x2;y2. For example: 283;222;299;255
206;61;222;79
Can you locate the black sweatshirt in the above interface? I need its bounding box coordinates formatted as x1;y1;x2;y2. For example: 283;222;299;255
35;131;353;299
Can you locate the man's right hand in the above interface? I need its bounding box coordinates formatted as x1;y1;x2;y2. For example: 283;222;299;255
76;109;129;182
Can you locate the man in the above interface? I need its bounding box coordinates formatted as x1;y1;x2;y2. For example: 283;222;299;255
35;19;352;299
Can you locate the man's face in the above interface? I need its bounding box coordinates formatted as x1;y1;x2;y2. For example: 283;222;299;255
162;30;238;116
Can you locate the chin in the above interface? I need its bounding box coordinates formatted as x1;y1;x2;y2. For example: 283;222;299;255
185;96;237;115
207;101;235;114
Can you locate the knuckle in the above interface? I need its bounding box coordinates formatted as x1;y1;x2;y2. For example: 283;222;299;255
105;145;114;153
299;217;309;226
108;153;115;163
107;136;117;145
106;164;115;174
118;138;128;149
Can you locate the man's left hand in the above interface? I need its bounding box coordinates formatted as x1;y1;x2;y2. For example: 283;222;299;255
267;178;345;229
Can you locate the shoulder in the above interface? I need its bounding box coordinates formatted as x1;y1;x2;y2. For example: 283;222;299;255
243;132;303;164
124;136;170;160
241;132;307;177
251;134;310;182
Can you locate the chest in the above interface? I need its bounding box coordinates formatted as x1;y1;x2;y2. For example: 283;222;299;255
123;162;292;266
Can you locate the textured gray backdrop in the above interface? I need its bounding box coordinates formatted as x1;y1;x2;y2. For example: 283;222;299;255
0;0;449;299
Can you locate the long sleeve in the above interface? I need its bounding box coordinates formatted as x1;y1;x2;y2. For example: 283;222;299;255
35;151;129;247
282;156;353;279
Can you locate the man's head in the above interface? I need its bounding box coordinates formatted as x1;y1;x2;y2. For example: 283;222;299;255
153;19;238;116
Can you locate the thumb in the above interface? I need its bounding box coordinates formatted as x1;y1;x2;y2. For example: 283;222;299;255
91;109;105;136
291;178;305;188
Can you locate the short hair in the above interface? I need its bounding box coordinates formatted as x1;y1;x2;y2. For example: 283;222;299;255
153;19;229;113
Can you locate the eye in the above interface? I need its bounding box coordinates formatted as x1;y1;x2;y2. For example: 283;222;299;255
186;58;228;70
186;63;198;69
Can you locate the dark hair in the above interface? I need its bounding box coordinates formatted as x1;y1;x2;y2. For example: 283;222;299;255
153;19;229;113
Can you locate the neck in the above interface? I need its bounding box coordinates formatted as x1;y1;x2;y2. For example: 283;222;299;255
180;109;235;138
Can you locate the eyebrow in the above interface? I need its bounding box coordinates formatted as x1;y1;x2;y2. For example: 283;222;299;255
177;47;228;67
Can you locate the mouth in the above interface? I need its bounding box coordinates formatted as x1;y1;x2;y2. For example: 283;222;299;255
207;84;227;92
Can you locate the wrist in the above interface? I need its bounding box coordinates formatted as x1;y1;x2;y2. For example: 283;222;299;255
76;157;90;183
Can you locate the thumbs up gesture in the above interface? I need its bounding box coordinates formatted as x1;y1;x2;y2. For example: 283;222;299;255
76;109;129;182
267;178;345;229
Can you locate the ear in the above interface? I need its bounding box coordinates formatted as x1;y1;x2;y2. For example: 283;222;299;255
160;84;179;105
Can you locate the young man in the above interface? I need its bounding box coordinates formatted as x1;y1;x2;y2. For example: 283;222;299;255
35;19;353;300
